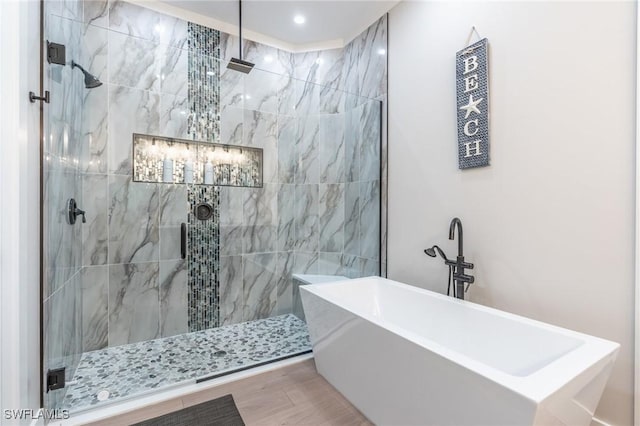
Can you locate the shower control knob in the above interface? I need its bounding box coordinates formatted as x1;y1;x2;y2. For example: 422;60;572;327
67;198;86;225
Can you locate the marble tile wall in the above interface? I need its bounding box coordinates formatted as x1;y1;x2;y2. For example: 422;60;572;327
44;1;387;409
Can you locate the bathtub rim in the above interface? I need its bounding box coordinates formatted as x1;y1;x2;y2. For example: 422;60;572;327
300;276;620;404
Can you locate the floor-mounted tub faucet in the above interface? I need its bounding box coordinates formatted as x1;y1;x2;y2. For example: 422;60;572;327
448;218;474;300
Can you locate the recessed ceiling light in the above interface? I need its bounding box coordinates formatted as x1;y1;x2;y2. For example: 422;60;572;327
294;15;305;25
264;55;273;63
377;48;386;55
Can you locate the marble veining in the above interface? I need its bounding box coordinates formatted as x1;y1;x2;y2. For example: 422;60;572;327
108;176;160;264
108;262;161;346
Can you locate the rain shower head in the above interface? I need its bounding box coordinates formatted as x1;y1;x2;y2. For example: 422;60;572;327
227;58;254;74
71;61;103;89
227;0;255;74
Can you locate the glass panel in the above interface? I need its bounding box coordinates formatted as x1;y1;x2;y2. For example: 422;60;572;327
42;1;382;413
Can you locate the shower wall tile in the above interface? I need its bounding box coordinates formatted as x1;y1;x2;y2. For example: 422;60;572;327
83;0;109;27
220;225;242;256
343;33;363;102
80;266;108;351
46;275;83;369
360;101;382;182
294;184;319;252
243;253;277;321
108;262;160;346
159;184;188;226
277;184;295;251
44;164;82;296
319;114;345;184
295;116;319;184
344;182;360;257
81;85;108;174
109;0;187;48
220;255;243;325
342;254;361;279
294;49;344;90
360;180;380;261
319;183;345;253
244;71;278;114
108;85;160;175
276;252;294;316
108;175;159;264
108;31;160;92
161;46;188;97
277;74;296;117
320;84;345;115
360;257;380;277
219;186;243;226
278;116;297;183
220;107;244;146
345;104;362;183
243;185;277;253
359;15;388;100
82;173;108;265
82;22;109;82
160;94;189;139
295;252;318;274
243;110;277;183
220;68;244;113
160;226;182;261
59;0;84;21
242;40;290;76
160;259;188;337
294;80;320;117
219;32;239;63
318;252;347;276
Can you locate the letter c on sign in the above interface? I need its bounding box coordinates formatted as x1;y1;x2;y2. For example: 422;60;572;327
464;119;479;137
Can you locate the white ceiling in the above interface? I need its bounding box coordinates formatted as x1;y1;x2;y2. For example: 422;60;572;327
159;0;398;49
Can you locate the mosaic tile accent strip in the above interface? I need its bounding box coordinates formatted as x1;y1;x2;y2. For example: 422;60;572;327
187;22;221;143
187;185;221;331
132;134;263;187
60;314;311;413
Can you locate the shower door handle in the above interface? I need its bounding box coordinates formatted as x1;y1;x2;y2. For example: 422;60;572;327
181;223;187;260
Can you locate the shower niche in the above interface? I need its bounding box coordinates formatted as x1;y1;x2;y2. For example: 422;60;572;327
133;133;263;187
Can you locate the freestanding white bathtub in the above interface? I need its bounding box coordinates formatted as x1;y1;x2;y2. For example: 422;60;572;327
300;277;619;426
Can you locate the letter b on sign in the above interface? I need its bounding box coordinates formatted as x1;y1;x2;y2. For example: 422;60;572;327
463;56;478;74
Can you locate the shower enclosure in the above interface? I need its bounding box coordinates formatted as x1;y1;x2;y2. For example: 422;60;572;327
42;0;386;413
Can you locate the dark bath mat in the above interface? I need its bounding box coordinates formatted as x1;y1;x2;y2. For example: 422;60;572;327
131;394;245;426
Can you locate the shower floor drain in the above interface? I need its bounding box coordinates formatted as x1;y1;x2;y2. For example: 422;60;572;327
213;350;227;357
96;390;110;401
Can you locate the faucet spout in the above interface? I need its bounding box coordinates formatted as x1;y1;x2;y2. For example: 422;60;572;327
449;217;463;257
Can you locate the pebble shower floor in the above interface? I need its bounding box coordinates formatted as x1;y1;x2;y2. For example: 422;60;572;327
60;314;311;412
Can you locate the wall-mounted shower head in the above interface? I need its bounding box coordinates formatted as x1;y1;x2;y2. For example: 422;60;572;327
71;61;103;89
424;245;449;261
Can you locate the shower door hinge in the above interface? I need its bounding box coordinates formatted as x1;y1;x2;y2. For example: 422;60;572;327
46;367;66;392
47;41;66;65
29;91;50;104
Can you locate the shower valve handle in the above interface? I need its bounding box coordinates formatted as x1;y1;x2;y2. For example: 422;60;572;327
67;198;86;225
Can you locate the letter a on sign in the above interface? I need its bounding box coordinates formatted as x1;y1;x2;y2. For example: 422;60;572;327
456;38;490;169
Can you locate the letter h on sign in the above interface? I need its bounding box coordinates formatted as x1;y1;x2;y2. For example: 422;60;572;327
456;38;490;169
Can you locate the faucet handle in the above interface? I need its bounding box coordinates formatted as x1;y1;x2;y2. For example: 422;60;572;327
460;261;474;269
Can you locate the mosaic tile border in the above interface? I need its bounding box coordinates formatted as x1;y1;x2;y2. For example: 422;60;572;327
187;22;221;143
187;185;221;331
